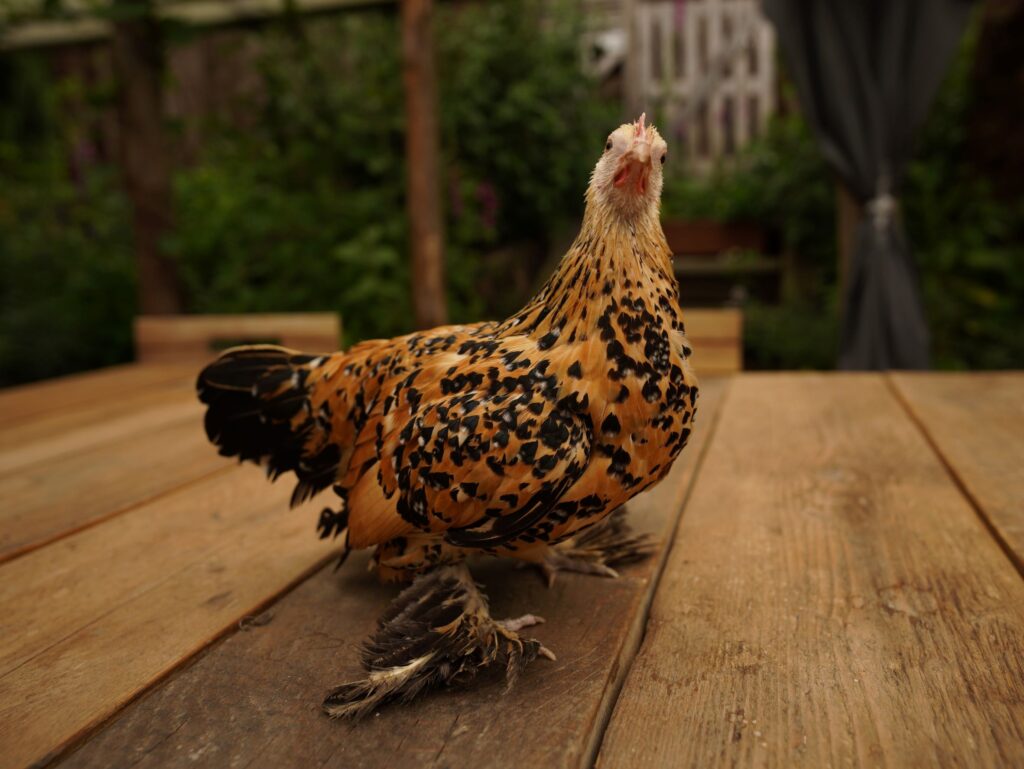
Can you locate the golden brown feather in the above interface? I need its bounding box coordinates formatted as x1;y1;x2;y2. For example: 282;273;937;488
197;114;699;714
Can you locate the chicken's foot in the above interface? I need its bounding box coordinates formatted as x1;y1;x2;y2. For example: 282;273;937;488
534;506;654;588
322;563;554;719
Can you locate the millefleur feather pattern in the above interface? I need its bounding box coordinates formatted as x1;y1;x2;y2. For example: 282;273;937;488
197;114;698;715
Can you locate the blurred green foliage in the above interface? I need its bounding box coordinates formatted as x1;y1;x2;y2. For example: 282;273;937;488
0;4;1020;386
663;112;836;283
661;111;841;370
0;53;135;386
170;1;615;343
167;13;419;343
0;1;615;384
903;21;1024;370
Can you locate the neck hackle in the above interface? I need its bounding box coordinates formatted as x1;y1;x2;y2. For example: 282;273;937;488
502;194;674;347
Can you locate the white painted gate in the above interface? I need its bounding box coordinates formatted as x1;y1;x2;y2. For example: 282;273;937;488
626;0;777;169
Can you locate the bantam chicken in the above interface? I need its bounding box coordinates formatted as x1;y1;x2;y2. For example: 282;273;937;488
197;114;698;717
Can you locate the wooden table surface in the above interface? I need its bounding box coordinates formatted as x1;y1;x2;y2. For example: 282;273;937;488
0;367;1021;769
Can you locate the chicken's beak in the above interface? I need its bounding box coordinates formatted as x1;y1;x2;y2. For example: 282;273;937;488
613;138;652;195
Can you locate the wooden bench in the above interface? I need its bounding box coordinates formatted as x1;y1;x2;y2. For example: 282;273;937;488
134;313;342;364
665;219;780;306
684;307;743;375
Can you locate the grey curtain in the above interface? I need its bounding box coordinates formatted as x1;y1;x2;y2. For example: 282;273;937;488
763;0;972;370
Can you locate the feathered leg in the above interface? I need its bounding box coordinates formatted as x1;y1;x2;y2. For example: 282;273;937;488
323;563;554;719
534;506;654;588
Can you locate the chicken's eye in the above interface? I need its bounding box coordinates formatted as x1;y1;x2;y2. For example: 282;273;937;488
605;139;613;151
660;153;667;165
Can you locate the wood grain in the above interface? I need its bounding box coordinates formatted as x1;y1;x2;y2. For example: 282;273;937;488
0;381;198;474
0;414;229;563
685;308;743;375
0;465;338;769
597;373;1024;768
688;343;742;377
55;382;727;769
891;372;1024;573
0;363;192;427
402;0;448;328
134;313;342;363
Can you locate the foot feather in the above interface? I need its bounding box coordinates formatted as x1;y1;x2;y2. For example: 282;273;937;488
537;506;655;587
323;564;552;718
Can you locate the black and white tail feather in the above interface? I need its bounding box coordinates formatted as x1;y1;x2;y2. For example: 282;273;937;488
197;346;341;507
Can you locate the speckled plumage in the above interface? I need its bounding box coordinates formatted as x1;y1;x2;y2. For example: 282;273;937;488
197;116;699;714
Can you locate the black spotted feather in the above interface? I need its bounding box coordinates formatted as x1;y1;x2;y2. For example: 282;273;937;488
197;346;343;506
195;114;701;719
195;115;699;580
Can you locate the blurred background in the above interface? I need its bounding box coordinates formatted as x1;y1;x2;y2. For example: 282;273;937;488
0;0;1021;387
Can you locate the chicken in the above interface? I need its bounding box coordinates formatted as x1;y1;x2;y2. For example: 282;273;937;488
197;114;699;717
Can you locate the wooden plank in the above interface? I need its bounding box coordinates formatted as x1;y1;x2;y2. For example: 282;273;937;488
663;222;765;256
165;0;391;25
0;0;394;51
134;313;342;363
0;363;192;427
686;308;743;374
0;465;337;769
597;374;1024;768
891;372;1024;573
0;412;228;563
688;343;742;377
55;382;728;769
0;378;197;468
685;307;742;339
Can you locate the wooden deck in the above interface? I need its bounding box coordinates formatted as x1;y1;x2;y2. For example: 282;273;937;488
0;368;1021;768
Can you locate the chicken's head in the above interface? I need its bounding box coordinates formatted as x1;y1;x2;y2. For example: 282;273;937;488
590;113;668;219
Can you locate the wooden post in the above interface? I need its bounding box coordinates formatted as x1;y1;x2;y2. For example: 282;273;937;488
401;0;448;329
111;0;183;315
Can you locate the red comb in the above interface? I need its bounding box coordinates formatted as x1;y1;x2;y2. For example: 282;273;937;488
635;112;647;137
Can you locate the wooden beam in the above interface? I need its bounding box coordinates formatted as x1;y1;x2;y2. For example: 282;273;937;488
401;0;448;329
133;312;342;363
0;0;394;51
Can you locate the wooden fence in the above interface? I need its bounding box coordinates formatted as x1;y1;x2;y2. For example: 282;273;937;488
625;0;776;170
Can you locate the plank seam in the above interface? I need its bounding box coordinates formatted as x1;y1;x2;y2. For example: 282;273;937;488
0;370;193;429
0;463;236;567
37;550;339;769
582;377;735;769
887;374;1024;581
0;401;200;477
